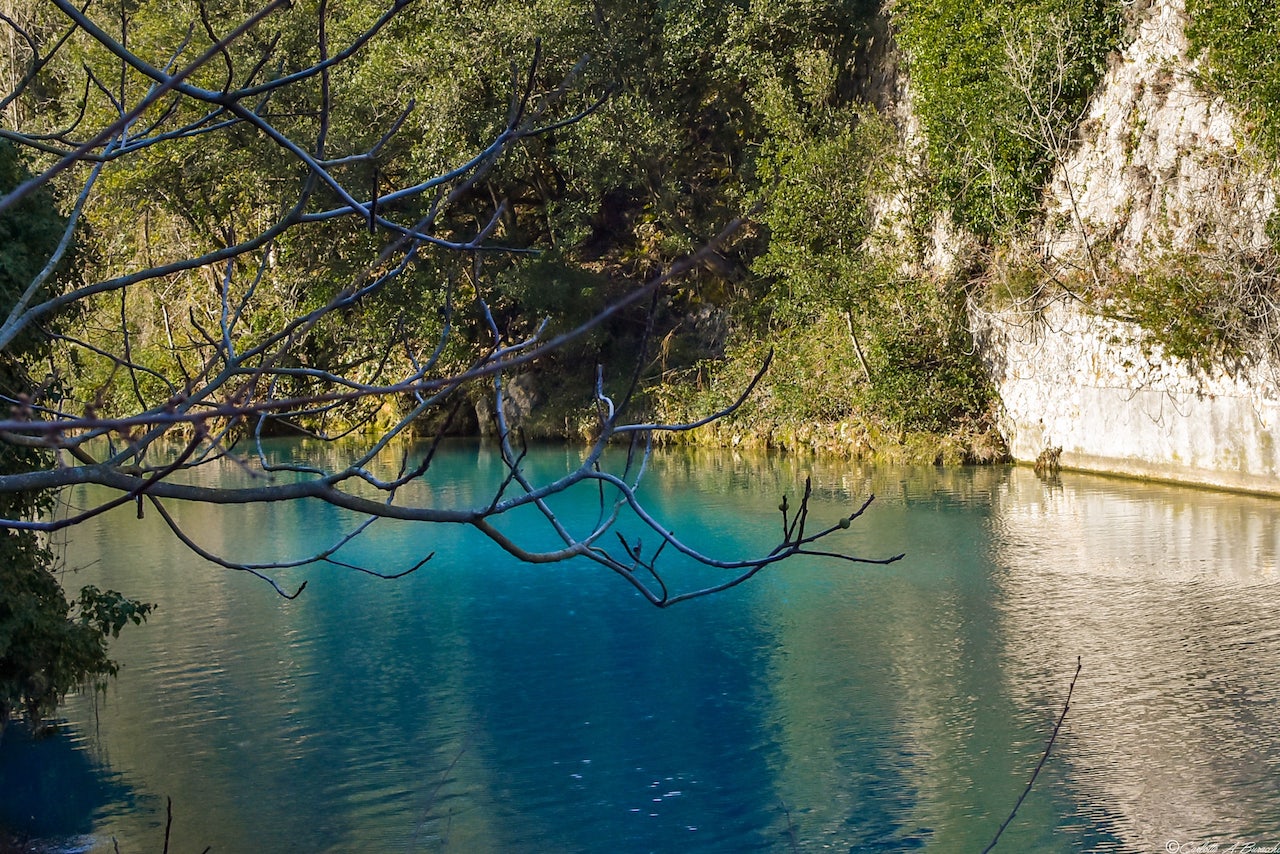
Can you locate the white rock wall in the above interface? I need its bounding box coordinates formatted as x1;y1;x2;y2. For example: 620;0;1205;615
1041;0;1275;265
969;0;1280;493
1044;0;1274;265
974;300;1280;493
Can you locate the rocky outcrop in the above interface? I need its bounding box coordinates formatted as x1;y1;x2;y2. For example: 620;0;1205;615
474;372;541;437
970;0;1280;491
1041;0;1274;265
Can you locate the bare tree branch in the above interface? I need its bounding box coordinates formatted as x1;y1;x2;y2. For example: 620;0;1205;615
0;1;899;604
982;657;1083;853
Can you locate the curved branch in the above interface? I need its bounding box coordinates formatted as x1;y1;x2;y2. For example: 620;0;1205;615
0;4;899;608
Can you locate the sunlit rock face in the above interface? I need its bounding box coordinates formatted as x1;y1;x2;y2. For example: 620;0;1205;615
968;0;1280;492
1040;0;1275;265
973;300;1280;493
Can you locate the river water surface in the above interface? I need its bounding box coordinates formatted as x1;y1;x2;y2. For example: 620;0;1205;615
3;442;1279;852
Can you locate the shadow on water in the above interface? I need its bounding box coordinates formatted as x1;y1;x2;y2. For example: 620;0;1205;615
21;442;1280;852
0;722;136;850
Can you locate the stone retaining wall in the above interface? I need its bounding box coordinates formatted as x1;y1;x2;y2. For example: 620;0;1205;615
973;300;1280;494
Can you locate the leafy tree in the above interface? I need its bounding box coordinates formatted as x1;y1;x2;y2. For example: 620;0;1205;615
0;544;153;740
0;140;151;741
713;10;995;437
891;0;1124;238
1187;0;1280;159
0;2;898;617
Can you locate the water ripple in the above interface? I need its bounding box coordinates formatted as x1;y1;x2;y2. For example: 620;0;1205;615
15;450;1280;853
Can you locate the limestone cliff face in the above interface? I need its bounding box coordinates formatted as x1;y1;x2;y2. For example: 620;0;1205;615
828;0;1277;486
1040;0;1275;266
949;0;1280;491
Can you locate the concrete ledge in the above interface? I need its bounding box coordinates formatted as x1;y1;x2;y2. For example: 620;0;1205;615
973;301;1280;496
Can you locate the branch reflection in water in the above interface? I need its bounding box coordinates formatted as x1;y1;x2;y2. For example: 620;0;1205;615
11;443;1280;852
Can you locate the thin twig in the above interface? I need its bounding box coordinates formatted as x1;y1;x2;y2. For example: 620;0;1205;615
162;795;172;854
982;656;1083;853
779;799;801;854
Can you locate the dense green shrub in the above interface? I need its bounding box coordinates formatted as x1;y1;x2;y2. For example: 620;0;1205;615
745;98;993;434
651;284;993;449
1106;249;1280;372
754;109;897;325
891;0;1125;238
1187;0;1280;160
857;277;992;431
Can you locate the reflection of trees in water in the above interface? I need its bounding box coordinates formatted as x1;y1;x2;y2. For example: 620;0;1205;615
127;439;1012;554
990;468;1280;847
755;459;1076;850
53;448;1280;850
58;451;798;851
644;445;1012;508
0;724;135;841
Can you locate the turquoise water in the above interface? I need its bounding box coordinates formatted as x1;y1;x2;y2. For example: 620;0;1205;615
3;442;1280;852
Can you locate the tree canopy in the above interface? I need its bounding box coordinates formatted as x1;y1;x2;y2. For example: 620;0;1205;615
0;0;905;664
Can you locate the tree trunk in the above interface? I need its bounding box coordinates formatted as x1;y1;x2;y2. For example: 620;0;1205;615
845;311;873;384
25;696;44;737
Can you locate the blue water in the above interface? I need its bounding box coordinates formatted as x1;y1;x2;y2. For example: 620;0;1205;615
4;442;1280;852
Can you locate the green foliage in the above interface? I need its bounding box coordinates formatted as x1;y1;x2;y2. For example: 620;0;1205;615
495;252;612;332
745;313;867;423
747;101;992;434
0;142;152;741
1106;249;1280;372
891;0;1124;237
1187;0;1280;159
856;277;992;431
750;272;992;435
0;554;153;736
26;1;1007;444
31;0;900;427
0;143;70;365
75;585;154;639
653;285;993;450
754;110;896;321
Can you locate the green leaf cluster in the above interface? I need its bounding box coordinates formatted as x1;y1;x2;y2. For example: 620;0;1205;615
743;96;992;433
891;0;1124;237
0;142;69;366
856;277;992;431
755;112;892;316
0;552;153;737
1187;0;1280;160
29;1;893;419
